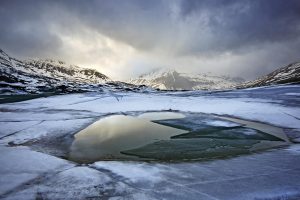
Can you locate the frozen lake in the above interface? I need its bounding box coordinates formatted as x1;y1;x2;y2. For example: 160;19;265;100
0;84;300;199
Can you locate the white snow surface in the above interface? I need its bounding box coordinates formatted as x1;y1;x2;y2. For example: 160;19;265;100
1;87;299;129
138;112;185;120
0;146;73;196
1;84;300;199
0;121;40;139
0;118;95;145
285;92;300;96
93;162;173;183
203;120;241;127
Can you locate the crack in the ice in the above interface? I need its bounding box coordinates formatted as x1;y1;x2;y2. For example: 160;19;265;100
164;179;221;200
282;111;300;121
107;91;123;102
87;166;145;199
0;164;76;199
68;96;107;105
90;166;220;200
183;167;300;186
0;116;100;123
0;120;45;140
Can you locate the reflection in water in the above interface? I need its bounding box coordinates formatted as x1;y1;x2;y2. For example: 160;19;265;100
69;114;186;163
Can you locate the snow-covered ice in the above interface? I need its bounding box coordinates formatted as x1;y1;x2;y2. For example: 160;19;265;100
0;84;300;199
0;146;73;197
203;120;241;127
1;85;299;129
0;118;96;145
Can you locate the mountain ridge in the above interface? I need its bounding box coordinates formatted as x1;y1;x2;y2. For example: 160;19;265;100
1;49;299;94
128;68;245;90
0;49;147;94
237;62;300;88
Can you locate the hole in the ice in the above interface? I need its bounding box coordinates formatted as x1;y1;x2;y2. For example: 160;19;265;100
68;112;288;163
69;112;186;163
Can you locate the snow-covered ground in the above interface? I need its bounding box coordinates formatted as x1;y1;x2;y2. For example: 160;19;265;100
0;84;300;199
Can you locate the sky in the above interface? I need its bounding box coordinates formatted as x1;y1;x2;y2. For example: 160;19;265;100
0;0;300;80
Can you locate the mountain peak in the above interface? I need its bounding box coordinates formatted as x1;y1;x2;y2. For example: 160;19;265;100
238;62;300;88
138;68;178;78
22;58;111;82
0;49;112;94
130;68;244;90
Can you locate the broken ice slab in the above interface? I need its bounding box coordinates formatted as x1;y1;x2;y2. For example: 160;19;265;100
284;128;300;143
121;138;287;161
122;112;288;161
171;127;282;141
152;113;243;131
220;116;290;142
153;113;284;141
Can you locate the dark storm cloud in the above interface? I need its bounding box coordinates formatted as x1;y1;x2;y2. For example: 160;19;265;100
66;0;174;50
0;0;63;57
4;0;299;55
1;0;300;55
178;0;300;54
0;0;300;79
52;0;300;56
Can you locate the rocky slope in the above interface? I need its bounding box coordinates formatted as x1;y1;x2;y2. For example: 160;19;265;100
238;62;300;88
129;69;245;90
0;49;147;94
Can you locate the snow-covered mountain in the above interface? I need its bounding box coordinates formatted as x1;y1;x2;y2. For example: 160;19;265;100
128;69;245;90
23;59;110;84
0;49;147;94
238;62;300;89
2;47;298;94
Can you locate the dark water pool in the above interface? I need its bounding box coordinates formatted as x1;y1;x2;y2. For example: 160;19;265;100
68;112;288;163
69;113;186;163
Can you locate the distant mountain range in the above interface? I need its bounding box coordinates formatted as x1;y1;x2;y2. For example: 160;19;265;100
129;63;300;90
1;48;299;94
128;69;245;90
237;62;300;89
0;49;146;94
